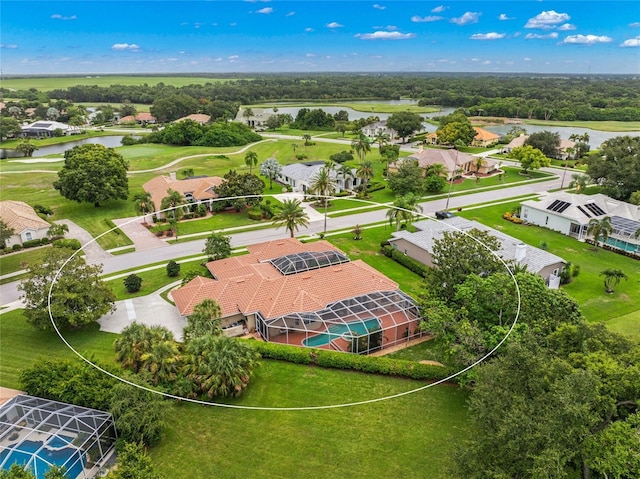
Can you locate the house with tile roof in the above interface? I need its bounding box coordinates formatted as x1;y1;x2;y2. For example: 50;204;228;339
388;217;566;288
500;135;576;160
142;172;225;214
0;201;51;247
521;192;640;254
171;238;422;353
471;127;500;148
174;114;211;125
118;112;156;125
278;162;360;193
388;146;498;179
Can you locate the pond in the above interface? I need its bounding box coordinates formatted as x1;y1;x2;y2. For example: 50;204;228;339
1;135;133;159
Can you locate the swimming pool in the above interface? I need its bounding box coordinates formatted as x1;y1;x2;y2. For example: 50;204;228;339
303;318;381;347
0;436;85;479
605;237;640;253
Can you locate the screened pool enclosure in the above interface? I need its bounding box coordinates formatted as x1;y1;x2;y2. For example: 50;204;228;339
0;395;116;479
256;290;422;354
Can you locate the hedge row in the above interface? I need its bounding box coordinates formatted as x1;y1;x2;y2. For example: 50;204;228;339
381;245;430;278
248;340;450;381
366;182;386;193
53;238;82;250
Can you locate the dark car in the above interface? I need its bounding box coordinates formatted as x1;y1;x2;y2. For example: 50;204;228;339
435;210;455;220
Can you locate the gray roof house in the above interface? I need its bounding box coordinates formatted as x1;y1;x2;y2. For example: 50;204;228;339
388;217;566;288
521;192;640;254
278;162;361;194
20;121;82;138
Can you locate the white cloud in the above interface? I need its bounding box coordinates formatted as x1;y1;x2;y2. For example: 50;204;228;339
51;14;77;20
630;22;640;28
620;36;640;47
355;31;416;40
286;11;295;16
525;32;559;39
304;27;314;32
327;22;343;28
498;14;513;21
411;15;443;23
558;23;576;31
451;12;480;26
256;7;273;14
431;5;447;13
562;34;613;45
470;32;505;40
111;43;140;51
0;44;18;49
373;4;385;10
306;53;316;57
524;57;531;61
525;10;570;29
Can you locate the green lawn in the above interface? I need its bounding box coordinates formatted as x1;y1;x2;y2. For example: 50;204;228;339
248;101;440;114
0;76;238;91
523;119;640;132
459;203;640;324
605;310;640;339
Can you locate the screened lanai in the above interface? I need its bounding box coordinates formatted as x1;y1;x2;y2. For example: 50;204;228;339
268;250;350;275
0;395;116;478
256;290;422;354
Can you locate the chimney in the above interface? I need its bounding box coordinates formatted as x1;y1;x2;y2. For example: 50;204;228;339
169;171;177;181
515;243;527;262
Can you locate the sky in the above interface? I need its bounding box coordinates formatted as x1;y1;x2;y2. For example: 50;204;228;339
2;1;640;75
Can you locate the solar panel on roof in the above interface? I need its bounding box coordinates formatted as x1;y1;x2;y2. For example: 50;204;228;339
547;200;571;213
577;205;592;218
584;203;606;216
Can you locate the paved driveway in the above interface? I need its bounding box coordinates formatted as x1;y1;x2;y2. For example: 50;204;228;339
98;283;185;340
112;216;168;251
56;219;113;264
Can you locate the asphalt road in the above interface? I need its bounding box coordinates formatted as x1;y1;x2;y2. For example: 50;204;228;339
0;167;562;307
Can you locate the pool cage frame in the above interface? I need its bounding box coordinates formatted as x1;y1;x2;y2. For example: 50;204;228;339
0;395;116;478
256;290;422;354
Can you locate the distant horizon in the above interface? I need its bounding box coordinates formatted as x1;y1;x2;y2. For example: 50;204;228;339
2;1;639;75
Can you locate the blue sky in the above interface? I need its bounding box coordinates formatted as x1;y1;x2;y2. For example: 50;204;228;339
2;1;640;74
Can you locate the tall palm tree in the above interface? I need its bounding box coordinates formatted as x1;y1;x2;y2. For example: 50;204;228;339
351;133;371;161
569;174;589;192
244;150;258;174
599;268;628;294
386;194;423;231
474;157;485;175
291;143;299;160
160;189;186;239
271;199;310;238
373;131;390;155
356;160;374;197
587;216;613;251
309;166;337;233
132;191;155;222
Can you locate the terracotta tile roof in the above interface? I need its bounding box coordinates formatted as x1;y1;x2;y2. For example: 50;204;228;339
472;127;500;142
142;175;225;210
402;148;475;172
135;112;156;122
175;114;211;124
245;238;340;262
172;239;399;319
0;201;50;234
119;115;135;123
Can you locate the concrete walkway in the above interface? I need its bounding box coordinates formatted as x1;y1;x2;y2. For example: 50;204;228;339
56;219;113;264
273;192;325;222
112;216;168;251
98;282;186;340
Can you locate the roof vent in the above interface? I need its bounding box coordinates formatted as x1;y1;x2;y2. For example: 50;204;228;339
515;243;527;262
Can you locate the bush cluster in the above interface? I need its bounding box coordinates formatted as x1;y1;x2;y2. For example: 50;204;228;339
502;212;524;224
381;245;429;277
53;238;82;250
249;340;450;381
366;182;386;193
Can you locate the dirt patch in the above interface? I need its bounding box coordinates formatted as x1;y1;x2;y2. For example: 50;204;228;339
419;360;445;367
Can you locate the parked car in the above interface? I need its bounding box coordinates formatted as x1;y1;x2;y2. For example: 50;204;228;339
435;210;455;219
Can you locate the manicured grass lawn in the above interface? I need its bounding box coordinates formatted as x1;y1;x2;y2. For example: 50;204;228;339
0;309;118;389
459;203;640;324
0;247;49;276
605;311;640;340
151;360;469;479
1;76;237;91
248;101;440;114
0;130;126;149
523;119;640;132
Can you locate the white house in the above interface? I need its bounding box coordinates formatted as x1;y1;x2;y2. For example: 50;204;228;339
361;120;398;141
0;201;51;247
20;121;81;138
388;217;566;288
520;192;640;253
278;162;361;194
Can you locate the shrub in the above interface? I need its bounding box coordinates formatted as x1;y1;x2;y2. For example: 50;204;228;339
124;274;143;293
196;203;208;217
381;245;429;277
12;244;23;251
166;260;180;277
366;182;386;193
329;150;354;163
22;239;43;248
247;208;263;221
155;230;164;237
34;204;53;216
53;238;82;250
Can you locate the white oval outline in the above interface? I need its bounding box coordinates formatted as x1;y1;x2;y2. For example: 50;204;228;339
47;193;521;410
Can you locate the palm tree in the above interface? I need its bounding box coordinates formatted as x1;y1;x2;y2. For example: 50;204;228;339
356;160;374;197
309;166;337;233
587;216;613;251
474;157;485;175
351;133;371;161
114;323;175;373
133;191;155;222
244;150;258;174
302;134;312;147
184;299;223;342
386;194;423;231
160;189;186;239
291;143;299;160
271;198;310;238
242;107;254;126
569;174;589;193
600;268;628;293
373;131;390;155
426;163;446;178
140;339;181;385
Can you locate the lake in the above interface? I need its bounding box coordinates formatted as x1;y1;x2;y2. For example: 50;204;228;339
1;135;132;159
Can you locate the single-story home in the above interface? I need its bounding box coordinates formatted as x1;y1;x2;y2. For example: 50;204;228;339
174;114;211;125
501;135;576;160
361;120;398;141
119;113;156;125
471;127;500;148
0;200;51;247
520;192;640;253
388;217;566;288
234;108;269;128
388;146;498;179
20;121;81;138
171;238;422;353
278;162;361;194
142;172;225;214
